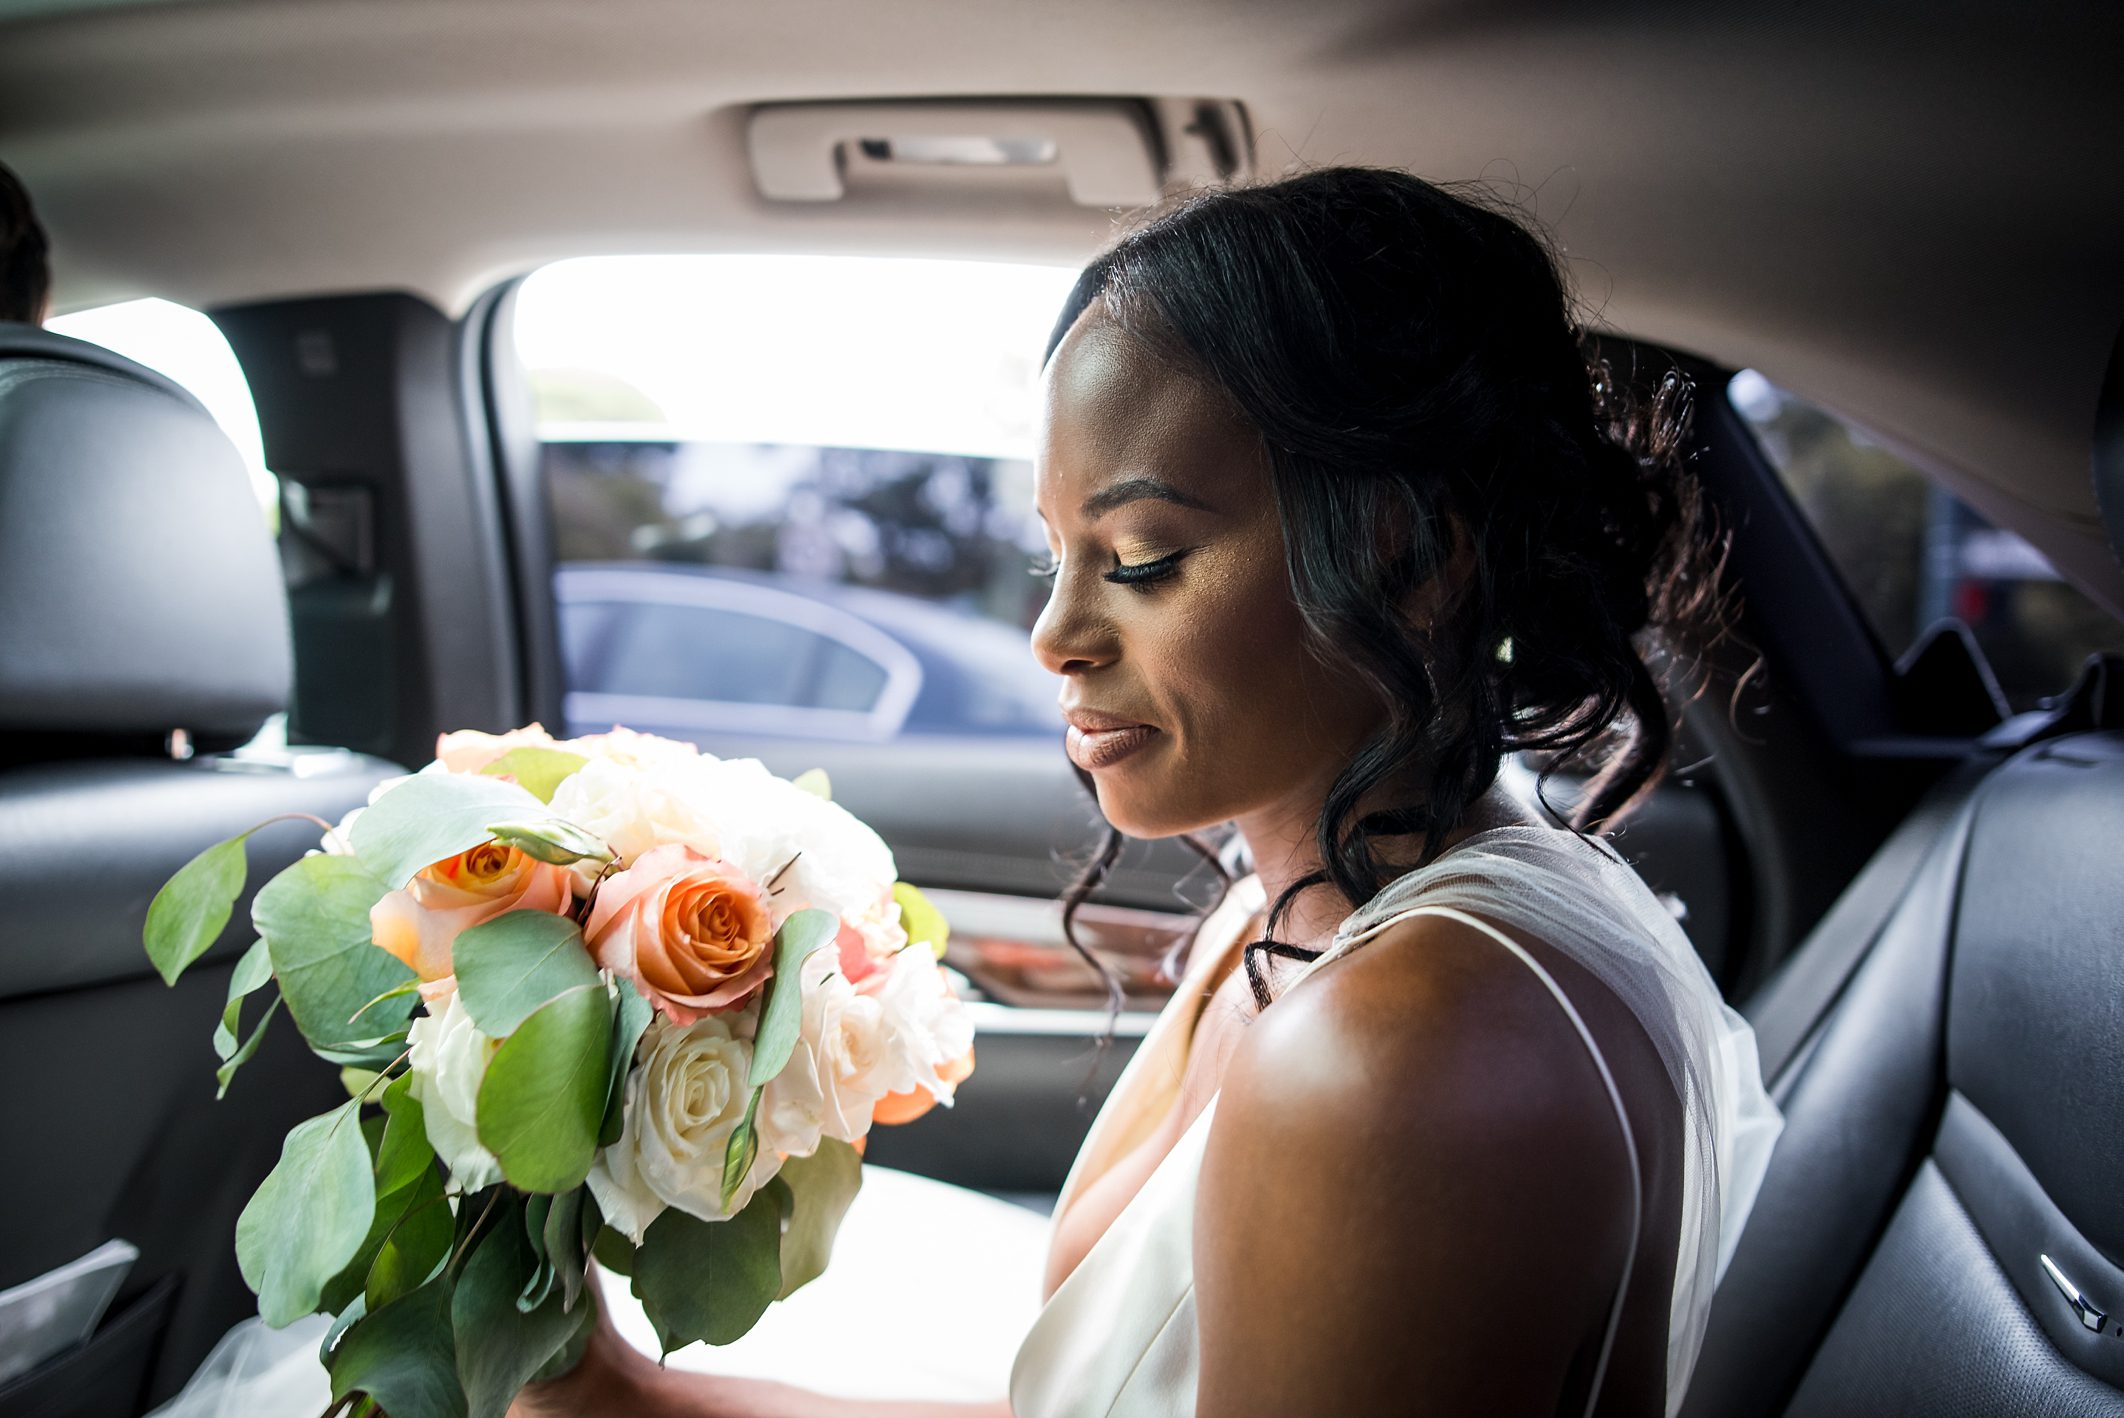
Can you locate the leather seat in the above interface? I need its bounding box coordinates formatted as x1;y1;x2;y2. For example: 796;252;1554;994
1682;329;2124;1415
0;323;401;1414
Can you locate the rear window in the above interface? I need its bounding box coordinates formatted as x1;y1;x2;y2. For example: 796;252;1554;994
513;255;1074;745
1729;370;2123;710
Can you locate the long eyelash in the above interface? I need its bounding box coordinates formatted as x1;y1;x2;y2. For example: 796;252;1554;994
1104;549;1191;590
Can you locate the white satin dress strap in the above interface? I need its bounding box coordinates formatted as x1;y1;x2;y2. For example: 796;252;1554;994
1011;899;1643;1418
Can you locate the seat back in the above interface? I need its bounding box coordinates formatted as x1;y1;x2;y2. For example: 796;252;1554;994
0;323;401;1412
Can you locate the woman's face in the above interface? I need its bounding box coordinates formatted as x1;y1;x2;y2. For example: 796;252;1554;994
1030;311;1386;842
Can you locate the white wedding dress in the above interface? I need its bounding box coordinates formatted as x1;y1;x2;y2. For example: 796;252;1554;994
155;824;1777;1417
1011;825;1782;1418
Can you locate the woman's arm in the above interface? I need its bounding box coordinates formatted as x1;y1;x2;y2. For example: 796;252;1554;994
1191;914;1638;1417
509;1295;1013;1418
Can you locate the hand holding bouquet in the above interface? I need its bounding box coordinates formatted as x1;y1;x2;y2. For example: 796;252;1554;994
143;725;975;1418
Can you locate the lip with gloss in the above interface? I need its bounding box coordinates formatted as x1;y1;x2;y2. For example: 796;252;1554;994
1063;709;1161;772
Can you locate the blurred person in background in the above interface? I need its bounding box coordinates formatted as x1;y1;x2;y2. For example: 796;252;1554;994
1;161;51;326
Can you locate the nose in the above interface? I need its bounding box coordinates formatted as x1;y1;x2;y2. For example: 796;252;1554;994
1030;572;1114;678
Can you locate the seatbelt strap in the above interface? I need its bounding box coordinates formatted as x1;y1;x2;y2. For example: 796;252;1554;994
1742;754;1992;1087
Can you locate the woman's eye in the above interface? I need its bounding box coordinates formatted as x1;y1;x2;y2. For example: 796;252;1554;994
1104;549;1190;591
1028;552;1061;581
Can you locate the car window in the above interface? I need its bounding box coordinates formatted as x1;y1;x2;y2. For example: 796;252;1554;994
1729;370;2123;710
594;601;821;707
45;297;277;525
514;255;1073;742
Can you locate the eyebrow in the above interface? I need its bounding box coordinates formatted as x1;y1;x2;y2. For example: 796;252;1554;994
1080;476;1218;521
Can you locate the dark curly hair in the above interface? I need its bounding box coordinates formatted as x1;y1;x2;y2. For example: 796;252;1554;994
1046;166;1728;1038
0;162;51;326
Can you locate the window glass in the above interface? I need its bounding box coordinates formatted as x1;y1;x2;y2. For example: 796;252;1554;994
515;255;1074;744
1729;370;2122;710
45;297;277;524
594;602;816;706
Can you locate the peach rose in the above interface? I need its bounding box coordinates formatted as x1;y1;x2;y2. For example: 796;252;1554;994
870;1043;976;1127
370;841;574;983
586;845;776;1024
432;723;562;775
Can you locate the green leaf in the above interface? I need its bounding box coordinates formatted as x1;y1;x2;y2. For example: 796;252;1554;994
529;1296;597;1384
254;854;416;1050
453;911;600;1038
237;1099;375;1326
518;1195;555;1314
451;1198;581;1418
485;817;614;867
349;979;420;1028
366;1171;452;1312
349;772;555;890
774;1139;864;1300
213;938;274;1059
630;1181;786;1354
747;908;837;1088
590;1224;635;1278
894;880;951;960
719;1087;763;1214
375;1074;434;1196
599;977;654;1147
479;747;589;804
541;1188;588;1314
215;997;281;1099
145;830;253;985
791;767;831;800
329;1275;467;1418
475;984;612;1193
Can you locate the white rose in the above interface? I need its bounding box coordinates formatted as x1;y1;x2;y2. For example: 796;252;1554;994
547;756;725;893
680;757;897;924
405;989;503;1192
873;942;977;1104
564;726;704;773
587;1011;778;1241
793;948;899;1143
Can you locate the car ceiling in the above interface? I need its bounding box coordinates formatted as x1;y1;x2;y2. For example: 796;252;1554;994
3;0;2121;616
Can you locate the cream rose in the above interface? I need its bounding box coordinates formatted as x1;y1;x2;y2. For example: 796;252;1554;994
587;1012;778;1239
432;723;564;775
547;757;727;894
369;841;574;983
406;988;503;1192
585;844;774;1024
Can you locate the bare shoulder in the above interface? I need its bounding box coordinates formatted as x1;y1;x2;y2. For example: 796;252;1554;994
1191;910;1642;1416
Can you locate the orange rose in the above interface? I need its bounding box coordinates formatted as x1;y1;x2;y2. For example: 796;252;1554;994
370;841;574;982
585;844;775;1024
870;1043;976;1127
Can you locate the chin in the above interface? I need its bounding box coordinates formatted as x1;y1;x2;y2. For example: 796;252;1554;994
1091;777;1226;843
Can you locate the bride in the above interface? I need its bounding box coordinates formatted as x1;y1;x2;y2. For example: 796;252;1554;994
516;166;1781;1417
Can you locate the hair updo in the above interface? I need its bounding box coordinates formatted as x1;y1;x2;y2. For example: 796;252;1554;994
1045;166;1730;1030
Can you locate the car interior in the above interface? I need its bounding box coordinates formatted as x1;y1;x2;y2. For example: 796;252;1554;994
1;2;2120;1414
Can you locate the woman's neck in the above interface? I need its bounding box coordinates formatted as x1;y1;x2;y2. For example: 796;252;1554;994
1234;781;1540;948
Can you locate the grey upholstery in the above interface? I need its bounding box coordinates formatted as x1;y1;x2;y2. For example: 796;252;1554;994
0;326;400;1413
0;323;290;744
1683;324;2124;1416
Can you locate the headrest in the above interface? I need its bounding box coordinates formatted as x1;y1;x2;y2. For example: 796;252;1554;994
0;322;290;745
2098;316;2124;569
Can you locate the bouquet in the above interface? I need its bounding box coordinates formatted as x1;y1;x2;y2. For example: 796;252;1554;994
143;725;976;1418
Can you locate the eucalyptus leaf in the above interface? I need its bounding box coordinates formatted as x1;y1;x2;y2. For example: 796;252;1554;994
541;1188;588;1313
893;881;951;960
145;830;253;985
599;977;654;1148
452;1201;580;1418
215;997;281;1099
630;1181;786;1354
529;1296;597;1384
349;980;419;1028
254;854;415;1050
774;1138;864;1301
329;1275;467;1418
590;1224;635;1278
485;817;614;867
375;1073;434;1196
747;908;837;1088
365;1171;452;1312
476;984;612;1193
519;1194;554;1314
790;768;831;800
213;938;274;1060
479;747;589;803
453;911;600;1038
348;773;555;889
237;1099;375;1326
